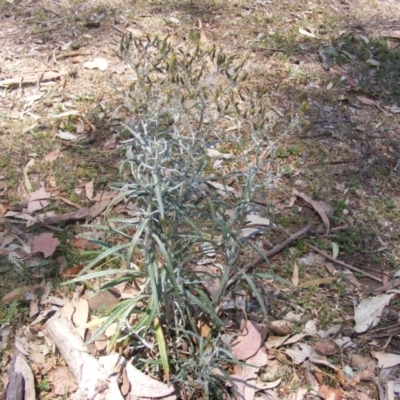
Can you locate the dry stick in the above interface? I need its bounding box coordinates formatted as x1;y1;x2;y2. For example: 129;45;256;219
308;243;381;282
227;225;313;289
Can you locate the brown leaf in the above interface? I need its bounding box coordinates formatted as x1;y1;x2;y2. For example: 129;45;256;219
85;180;94;200
44;149;60;162
349;354;376;371
87;199;111;221
92;191;117;201
197;317;212;338
29;233;60;258
314;340;339;356
292;263;299;287
56;196;81;209
88;289;120;311
70;237;99;251
0;202;9;218
50;366;78;395
71;56;84;64
357;96;378;107
26;187;51;213
318;385;342;400
1;281;46;303
298;277;336;288
231;320;262;361
292;189;330;232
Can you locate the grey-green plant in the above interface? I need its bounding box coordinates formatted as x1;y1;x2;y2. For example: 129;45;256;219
67;33;285;398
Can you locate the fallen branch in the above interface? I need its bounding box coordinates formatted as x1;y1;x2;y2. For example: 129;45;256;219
56;52;89;60
308;244;381;282
0;70;68;88
227;225;313;289
44;313;177;399
44;315;123;400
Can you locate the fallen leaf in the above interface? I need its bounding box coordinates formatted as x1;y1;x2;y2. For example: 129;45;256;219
51;110;79;119
206;181;235;196
85;181;94;200
265;334;291;349
245;214;270;226
197;317;212;338
44;149;61;162
72;56;84;64
164;16;180;25
99;353;177;398
50;366;78;395
366;59;380;67
385;105;400;114
205;148;234;159
269;319;293;336
111;63;129;74
126;27;144;37
29;233;60;258
285;343;312;365
349;354;376;372
298;277;336;288
198;19;208;44
292;263;299;287
332;242;339;259
26;187;51;213
70;237;99;251
0;202;9;218
56;131;78;141
24;292;39;318
83;58;108;71
292;189;330;231
88;289;120;311
91;191;117;201
314;340;339;356
354;293;394;333
299;28;316;38
318;385;342;400
357;96;378;107
87;199;111;221
1;281;47;303
374;351;400;368
231;320;262;361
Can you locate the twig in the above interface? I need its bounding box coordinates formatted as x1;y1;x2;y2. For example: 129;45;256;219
227;225;313;289
308;160;354;166
41;7;64;19
307;244;381;282
56;52;89;60
0;68;59;78
35;18;67;24
373;279;400;294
